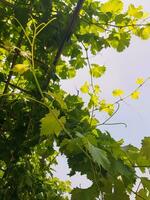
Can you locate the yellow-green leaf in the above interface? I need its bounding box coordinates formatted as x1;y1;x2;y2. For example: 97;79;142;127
80;81;90;93
91;95;99;106
94;85;101;94
103;104;114;116
40;109;66;137
90;118;99;127
128;4;143;19
100;100;114;116
131;91;140;100
48;91;67;109
141;26;150;40
13;63;29;74
101;0;123;14
91;64;106;78
99;99;107;109
112;89;124;97
68;68;76;78
141;137;150;161
136;78;144;85
88;94;99;108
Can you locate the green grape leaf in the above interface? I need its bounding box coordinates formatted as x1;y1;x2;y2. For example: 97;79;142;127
109;32;131;52
110;159;135;185
140;137;150;161
48;91;67;109
87;142;110;170
71;184;99;200
68;67;76;78
60;138;83;155
0;72;6;82
136;188;150;200
91;64;106;78
40;109;66;137
141;177;150;192
124;144;150;173
103;180;130;200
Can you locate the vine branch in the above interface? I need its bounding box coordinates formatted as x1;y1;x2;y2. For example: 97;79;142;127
2;80;32;95
3;31;23;94
42;0;85;90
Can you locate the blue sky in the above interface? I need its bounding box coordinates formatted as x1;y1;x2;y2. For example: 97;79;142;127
54;0;150;190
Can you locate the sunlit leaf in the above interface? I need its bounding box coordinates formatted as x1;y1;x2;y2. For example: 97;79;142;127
136;78;144;85
112;89;124;97
91;94;99;106
1;0;150;198
104;104;114;116
100;100;114;116
13;63;29;74
128;4;143;19
48;91;67;109
88;94;99;108
141;26;150;40
131;91;140;100
101;0;123;14
94;84;101;94
68;68;76;78
91;64;106;78
80;81;90;93
40;109;66;137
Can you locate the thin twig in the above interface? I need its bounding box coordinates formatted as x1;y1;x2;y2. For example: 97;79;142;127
114;77;150;105
98;122;127;127
81;16;149;31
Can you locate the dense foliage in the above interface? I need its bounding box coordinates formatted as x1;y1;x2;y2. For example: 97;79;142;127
0;0;150;199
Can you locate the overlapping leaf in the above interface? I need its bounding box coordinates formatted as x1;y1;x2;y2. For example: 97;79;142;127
87;142;110;170
40;109;66;137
